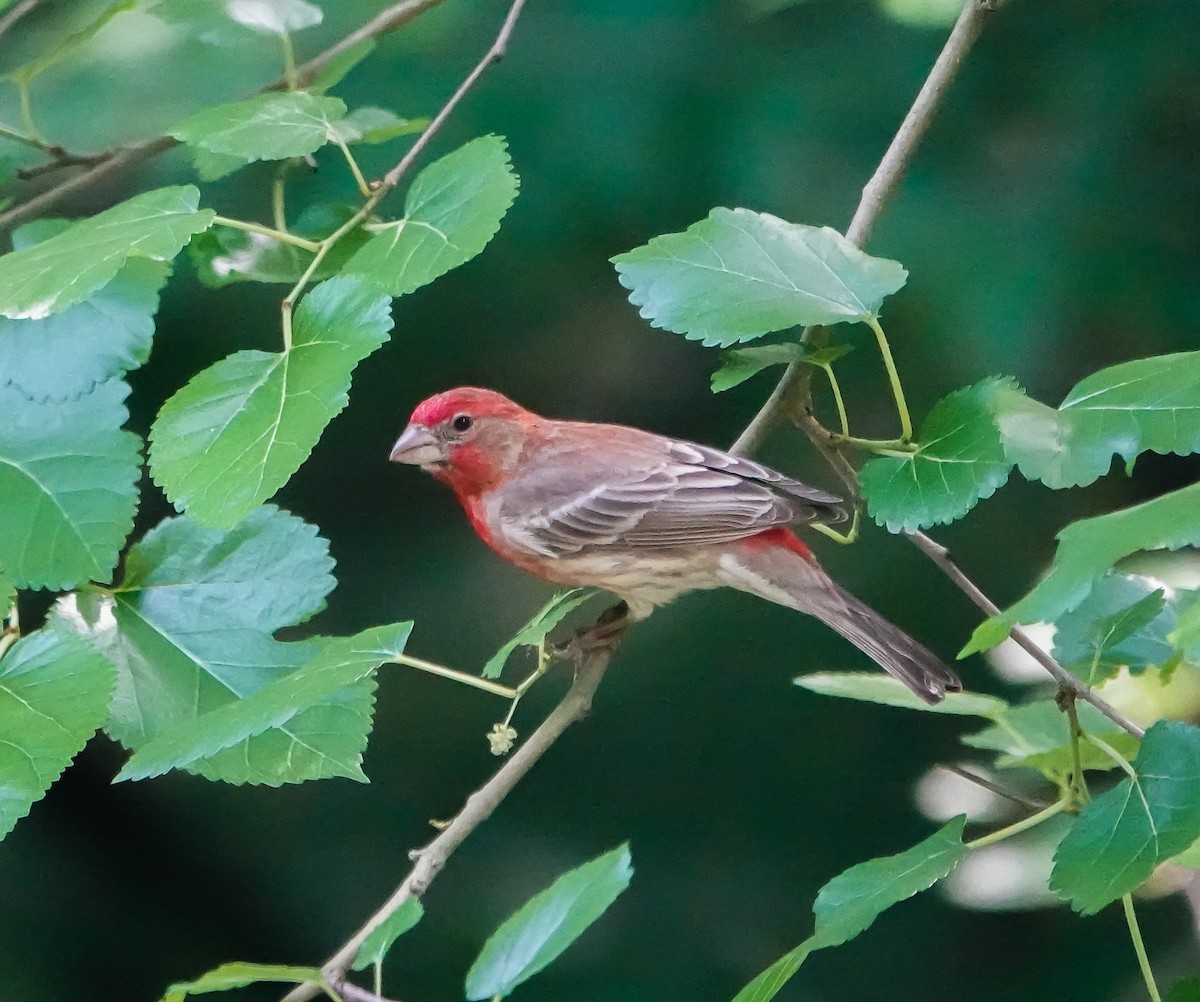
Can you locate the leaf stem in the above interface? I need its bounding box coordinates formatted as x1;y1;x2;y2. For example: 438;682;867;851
864;315;913;442
820;363;850;438
810;508;860;545
833;434;916;452
1086;732;1139;780
273;167;290;233
1122;894;1163;1002
281;31;299;90
393;654;517;698
333;132;374;197
1063;695;1090;807
965;797;1069;850
210;214;321;252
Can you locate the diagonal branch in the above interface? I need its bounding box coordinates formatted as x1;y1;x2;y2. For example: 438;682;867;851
0;0;453;232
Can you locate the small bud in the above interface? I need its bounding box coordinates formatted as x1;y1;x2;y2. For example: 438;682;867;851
487;723;518;756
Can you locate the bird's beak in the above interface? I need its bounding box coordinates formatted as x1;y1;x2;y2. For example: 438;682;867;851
389;424;447;465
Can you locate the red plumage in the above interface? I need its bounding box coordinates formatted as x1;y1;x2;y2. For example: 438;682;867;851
391;387;960;704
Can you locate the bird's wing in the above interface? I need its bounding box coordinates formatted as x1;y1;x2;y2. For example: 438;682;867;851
494;430;845;557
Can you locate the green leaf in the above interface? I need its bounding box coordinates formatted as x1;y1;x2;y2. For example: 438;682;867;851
344;134;519;297
860;378;1015;533
0;571;13;613
711;342;851;393
6;1;135;85
1168;591;1200;662
226;0;322;34
0;186;212;320
1050;720;1200;913
611;208;907;347
963;482;1200;655
350;899;424;972
732;818;967;1002
160;962;325;1002
0;379;140;590
170;92;346;162
794;672;1008;716
465;843;633;1000
1052;574;1176;686
309;37;376;92
992;353;1200;489
329;107;428;145
0;258;167;401
53;506;376;785
0;629;116;840
482;590;595;680
149;276;392;527
116;622;411;781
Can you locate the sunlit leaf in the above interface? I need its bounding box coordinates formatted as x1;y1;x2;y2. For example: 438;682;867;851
344;134;519;297
150;276;392;527
860;378;1015;533
0;186;212;320
170;92;346;162
993;353;1200;489
0;629;116;840
465;844;633;1000
962;482;1200;656
733;818;967;1002
0;379;140;590
1051;721;1200;914
794;672;1007;716
328;107;427;145
612;208;906;347
160;962;325;1002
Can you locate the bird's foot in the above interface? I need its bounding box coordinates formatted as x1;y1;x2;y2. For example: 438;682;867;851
549;601;630;662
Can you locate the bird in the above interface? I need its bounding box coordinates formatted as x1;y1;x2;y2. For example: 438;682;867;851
389;386;961;704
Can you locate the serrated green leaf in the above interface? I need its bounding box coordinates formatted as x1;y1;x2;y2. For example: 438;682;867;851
0;629;116;840
150;276;392;527
992;353;1200;489
351;898;424;972
329;107;428;145
482;589;595;680
189;147;254;181
0;186;212;320
0;379;140;590
860;378;1015;533
1052;574;1176;686
465;843;633;1000
116;621;411;781
0;571;12;613
53;506;375;785
612;208;906;347
711;342;851;393
1051;720;1200;913
0;258;167;401
963;482;1200;656
170;92;346;162
11;218;71;249
794;672;1007;716
160;962;325;1002
733;818;967;1002
344;134;519;297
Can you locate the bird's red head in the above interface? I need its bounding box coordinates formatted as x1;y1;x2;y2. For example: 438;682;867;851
390;387;537;495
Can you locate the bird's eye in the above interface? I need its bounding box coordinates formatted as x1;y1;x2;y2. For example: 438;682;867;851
452;414;473;433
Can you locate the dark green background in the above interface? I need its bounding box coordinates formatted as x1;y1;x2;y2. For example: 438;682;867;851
2;0;1199;999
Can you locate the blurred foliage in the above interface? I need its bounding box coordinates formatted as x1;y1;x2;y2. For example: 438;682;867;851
1;0;1199;1001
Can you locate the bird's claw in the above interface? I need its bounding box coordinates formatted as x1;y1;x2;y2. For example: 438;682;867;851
549;601;631;662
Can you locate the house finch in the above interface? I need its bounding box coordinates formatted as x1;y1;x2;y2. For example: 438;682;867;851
391;387;960;704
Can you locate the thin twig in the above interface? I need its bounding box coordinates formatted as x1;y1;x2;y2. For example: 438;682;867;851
0;0;46;45
0;0;453;232
730;0;1000;458
908;530;1145;739
281;645;613;1002
326;975;403;1002
939;763;1050;811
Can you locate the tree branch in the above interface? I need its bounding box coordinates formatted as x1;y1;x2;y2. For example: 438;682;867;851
729;0;999;459
0;0;453;232
281;645;613;1002
0;0;47;45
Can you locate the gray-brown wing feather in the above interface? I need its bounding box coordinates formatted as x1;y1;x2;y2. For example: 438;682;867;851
495;430;845;557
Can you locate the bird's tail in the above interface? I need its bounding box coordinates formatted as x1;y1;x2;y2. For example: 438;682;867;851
719;532;961;705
